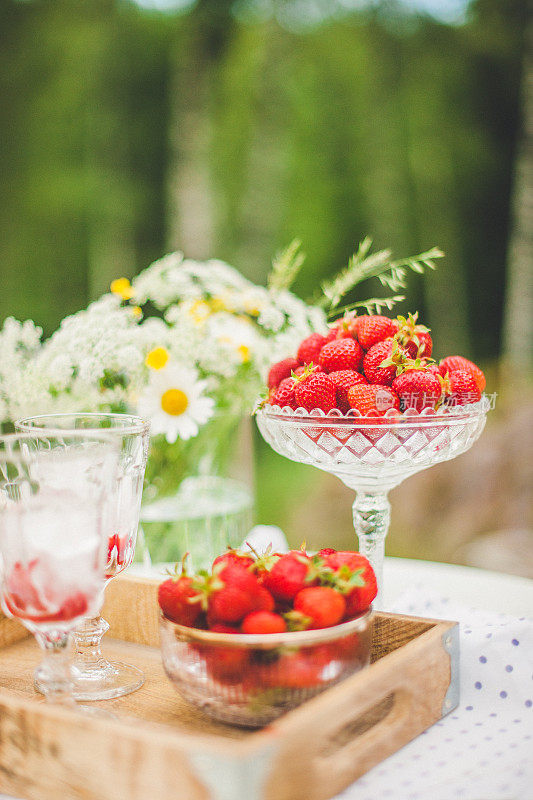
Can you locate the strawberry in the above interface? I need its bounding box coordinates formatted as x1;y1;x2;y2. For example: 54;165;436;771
210;623;241;633
356;315;399;351
270;376;297;409
319;338;363;373
326;312;359;342
292;586;346;629
207;562;262;625
264;651;323;689
262;551;315;603
423;362;442;379
347;383;399;416
294;371;336;413
293;364;322;377
267;357;300;390
328;370;367;413
392;366;443;412
158;573;203;626
328;631;361;661
445;369;482;406
247;544;281;583
297;333;327;365
321;551;377;615
241;611;287;634
363;338;406;385
212;549;255;571
205;645;249;683
252;586;276;612
317;548;337;556
395;312;433;358
439;355;486;392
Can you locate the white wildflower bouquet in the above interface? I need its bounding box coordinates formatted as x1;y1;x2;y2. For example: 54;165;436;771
0;251;325;499
0;241;441;500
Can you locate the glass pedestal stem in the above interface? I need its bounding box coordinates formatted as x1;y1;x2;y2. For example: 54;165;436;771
34;630;75;705
74;614;110;669
352;491;391;609
68;597;144;701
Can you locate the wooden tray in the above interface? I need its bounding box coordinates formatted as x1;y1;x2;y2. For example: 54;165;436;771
0;575;459;800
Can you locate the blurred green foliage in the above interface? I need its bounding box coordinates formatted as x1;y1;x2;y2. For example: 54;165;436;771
0;0;526;363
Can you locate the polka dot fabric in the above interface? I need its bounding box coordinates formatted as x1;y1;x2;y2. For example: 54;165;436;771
334;587;533;800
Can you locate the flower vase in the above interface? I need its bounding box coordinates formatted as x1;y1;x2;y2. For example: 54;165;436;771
139;416;254;571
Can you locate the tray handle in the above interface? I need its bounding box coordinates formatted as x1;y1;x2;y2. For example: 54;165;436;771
312;683;415;786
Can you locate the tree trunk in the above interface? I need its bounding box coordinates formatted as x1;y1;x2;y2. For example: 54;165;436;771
503;19;533;371
165;3;235;259
165;42;215;259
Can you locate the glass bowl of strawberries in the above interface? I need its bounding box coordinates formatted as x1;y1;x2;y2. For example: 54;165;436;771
256;312;492;605
158;547;375;727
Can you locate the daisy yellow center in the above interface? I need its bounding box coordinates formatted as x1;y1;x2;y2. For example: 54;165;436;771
189;300;210;325
161;388;189;416
238;344;251;363
209;296;226;312
145;347;169;370
110;277;134;301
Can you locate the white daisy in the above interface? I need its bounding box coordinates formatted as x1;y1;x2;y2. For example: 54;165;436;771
136;363;215;444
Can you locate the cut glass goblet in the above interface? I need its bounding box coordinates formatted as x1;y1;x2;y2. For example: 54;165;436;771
16;413;150;700
256;397;490;607
0;432;118;706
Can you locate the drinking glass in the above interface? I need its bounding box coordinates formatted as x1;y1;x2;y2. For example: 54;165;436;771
16;413;150;700
0;432;118;705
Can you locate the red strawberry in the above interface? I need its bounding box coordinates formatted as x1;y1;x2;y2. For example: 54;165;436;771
439;356;486;392
205;646;249;683
317;548;337;556
213;549;255;571
264;652;323;688
270;376;297;409
293;586;346;629
252;586;276;612
322;551;377;615
328;370;367;413
446;369;482;406
326;312;359;341
294;371;336;413
262;551;315;603
347;383;399;416
158;574;203;626
319;338;363;373
267;357;300;390
423;362;442;379
297;333;327;365
293;364;322;377
392;366;443;412
356;315;399;351
210;623;241;633
241;611;287;634
363;338;406;385
207;563;262;625
395;312;433;358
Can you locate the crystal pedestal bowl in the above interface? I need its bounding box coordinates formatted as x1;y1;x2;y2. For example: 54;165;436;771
256;397;490;606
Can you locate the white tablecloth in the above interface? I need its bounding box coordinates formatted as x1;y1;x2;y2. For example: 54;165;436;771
2;557;532;800
336;558;533;800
